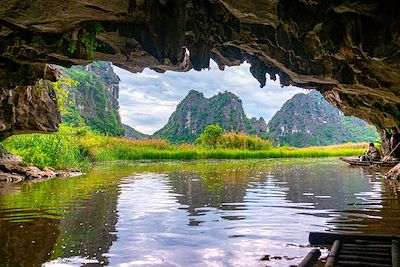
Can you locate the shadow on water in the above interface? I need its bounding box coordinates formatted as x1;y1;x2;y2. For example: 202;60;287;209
0;164;133;266
0;158;399;266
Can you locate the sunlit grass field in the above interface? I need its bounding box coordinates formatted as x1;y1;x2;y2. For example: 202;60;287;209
1;124;367;170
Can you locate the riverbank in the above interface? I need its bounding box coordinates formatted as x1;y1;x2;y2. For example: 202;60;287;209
0;159;82;183
1;124;367;171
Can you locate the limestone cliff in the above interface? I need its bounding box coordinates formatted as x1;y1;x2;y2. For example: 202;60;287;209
0;78;60;141
154;90;267;143
267;91;379;147
57;62;124;136
0;0;399;139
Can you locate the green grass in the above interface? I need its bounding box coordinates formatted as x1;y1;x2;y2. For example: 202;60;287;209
1;124;366;170
93;146;364;161
1;125;92;170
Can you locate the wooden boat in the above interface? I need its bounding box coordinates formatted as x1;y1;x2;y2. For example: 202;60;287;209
340;156;400;167
301;232;400;267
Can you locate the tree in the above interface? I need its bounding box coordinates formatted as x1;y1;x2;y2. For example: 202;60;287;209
52;76;78;114
195;124;223;149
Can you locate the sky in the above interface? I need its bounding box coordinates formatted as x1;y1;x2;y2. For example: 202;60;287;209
113;60;305;134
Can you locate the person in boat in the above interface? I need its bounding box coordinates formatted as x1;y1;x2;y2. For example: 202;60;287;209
390;127;400;158
361;143;381;161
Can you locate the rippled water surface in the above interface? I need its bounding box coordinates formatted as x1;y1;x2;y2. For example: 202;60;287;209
0;158;399;266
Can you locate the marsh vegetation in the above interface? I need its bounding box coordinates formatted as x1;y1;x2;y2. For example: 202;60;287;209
2;124;367;170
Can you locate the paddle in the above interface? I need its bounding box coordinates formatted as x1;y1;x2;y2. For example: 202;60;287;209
382;142;400;163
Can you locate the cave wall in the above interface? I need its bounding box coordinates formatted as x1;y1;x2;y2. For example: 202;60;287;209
0;80;60;140
0;0;399;139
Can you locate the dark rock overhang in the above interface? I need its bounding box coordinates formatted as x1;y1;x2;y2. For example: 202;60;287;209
0;0;399;138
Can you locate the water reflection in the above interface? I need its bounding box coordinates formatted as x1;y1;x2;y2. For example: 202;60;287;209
0;164;129;266
0;216;59;266
326;166;400;234
168;168;251;222
0;159;399;266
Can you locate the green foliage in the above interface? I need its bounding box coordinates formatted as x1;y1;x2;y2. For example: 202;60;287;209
81;23;103;59
58;65;125;136
2;124;366;170
52;77;78;114
89;61;120;83
91;140;365;161
1;124;92;170
195;124;272;150
268;91;379;147
219;132;272;150
67;40;77;55
340;117;379;143
195;124;223;149
62;105;86;126
258;132;271;140
64;23;103;59
155;90;266;144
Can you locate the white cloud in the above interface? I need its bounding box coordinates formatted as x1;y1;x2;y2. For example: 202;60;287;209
113;61;305;134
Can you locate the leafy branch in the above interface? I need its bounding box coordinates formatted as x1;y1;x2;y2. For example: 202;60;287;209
65;22;103;59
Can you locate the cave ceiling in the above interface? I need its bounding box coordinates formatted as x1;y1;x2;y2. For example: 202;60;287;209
0;0;399;138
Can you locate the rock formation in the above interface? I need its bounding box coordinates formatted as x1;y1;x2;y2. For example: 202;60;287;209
0;1;399;176
250;117;268;136
267;91;379;147
154;90;267;143
84;61;120;111
58;61;125;136
0;1;399;129
0;67;60;140
0;152;82;182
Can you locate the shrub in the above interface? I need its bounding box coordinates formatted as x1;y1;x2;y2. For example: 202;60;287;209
195;124;223;149
1;124;92;169
1;124;366;170
220;132;272;150
195;124;272;151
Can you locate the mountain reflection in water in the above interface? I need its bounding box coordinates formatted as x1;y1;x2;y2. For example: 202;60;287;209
0;158;399;267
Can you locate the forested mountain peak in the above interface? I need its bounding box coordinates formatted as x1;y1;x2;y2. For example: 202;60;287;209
267;91;378;147
55;62;124;136
154;90;266;143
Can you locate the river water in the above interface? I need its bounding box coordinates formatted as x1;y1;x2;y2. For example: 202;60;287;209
0;158;399;267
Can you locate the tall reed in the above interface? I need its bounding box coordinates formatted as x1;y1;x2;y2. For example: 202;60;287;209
1;124;366;169
2;124;92;169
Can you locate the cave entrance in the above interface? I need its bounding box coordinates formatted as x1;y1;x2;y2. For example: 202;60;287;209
113;60;303;135
105;60;378;148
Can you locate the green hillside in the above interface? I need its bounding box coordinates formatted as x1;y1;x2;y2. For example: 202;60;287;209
53;61;124;136
154;90;267;143
123;124;149;139
267;91;379;147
